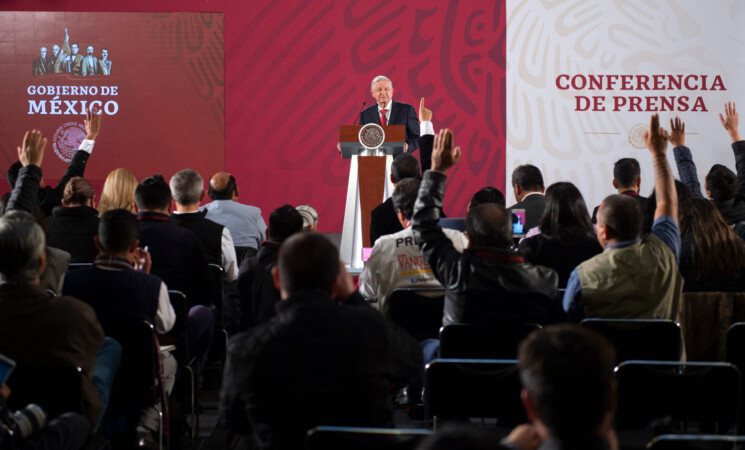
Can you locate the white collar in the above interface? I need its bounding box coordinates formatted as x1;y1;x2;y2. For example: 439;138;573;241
377;100;393;112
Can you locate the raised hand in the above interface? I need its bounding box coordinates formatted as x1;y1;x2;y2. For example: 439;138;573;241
669;116;685;148
84;106;102;140
419;97;432;123
719;101;741;143
431;128;461;173
643;114;669;156
17;130;47;167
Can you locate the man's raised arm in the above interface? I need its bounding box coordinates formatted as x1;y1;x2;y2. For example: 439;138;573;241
54;106;102;197
7;130;46;215
720;102;745;197
645;113;677;223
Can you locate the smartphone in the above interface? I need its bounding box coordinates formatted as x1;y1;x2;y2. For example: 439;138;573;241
512;209;526;238
0;353;16;384
361;247;373;262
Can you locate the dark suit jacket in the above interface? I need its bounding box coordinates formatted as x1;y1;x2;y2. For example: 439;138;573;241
359;100;419;156
508;194;547;232
370;197;403;247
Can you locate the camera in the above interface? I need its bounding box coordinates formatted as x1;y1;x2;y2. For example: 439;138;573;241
0;401;47;449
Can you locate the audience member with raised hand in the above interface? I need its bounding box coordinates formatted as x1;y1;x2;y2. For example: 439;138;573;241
220;232;421;450
717;102;745;224
98;168;138;216
519;182;601;287
6;130;46;215
6;107;102;217
45;177;99;263
563;113;683;322
412;128;562;363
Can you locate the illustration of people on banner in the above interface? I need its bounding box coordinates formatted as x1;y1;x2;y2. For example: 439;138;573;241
33;27;112;76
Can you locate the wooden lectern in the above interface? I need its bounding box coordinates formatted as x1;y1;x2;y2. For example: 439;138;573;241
339;125;405;268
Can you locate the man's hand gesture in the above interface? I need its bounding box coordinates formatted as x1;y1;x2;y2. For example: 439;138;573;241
643;114;669;157
18;130;47;167
431;128;460;173
719;101;741;143
85;106;102;140
419;97;432;123
669;116;685;148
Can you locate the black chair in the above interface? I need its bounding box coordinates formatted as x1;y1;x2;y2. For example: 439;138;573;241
6;365;86;420
105;321;164;449
648;434;745;449
581;318;683;362
67;262;94;270
307;426;433;450
726;323;745;433
168;290;198;443
207;263;228;358
615;361;741;435
439;323;541;359
387;288;445;341
425;359;526;430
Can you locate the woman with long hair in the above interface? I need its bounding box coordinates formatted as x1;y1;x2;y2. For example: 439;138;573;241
98;168;138;216
679;197;745;291
518;182;602;287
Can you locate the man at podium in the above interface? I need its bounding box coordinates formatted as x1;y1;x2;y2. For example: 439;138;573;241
359;75;420;158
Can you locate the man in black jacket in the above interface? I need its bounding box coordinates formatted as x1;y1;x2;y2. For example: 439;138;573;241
220;232;422;450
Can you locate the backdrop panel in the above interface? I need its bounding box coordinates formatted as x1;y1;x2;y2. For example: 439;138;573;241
506;0;745;208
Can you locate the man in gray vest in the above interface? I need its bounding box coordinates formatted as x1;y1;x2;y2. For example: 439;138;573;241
563;114;683;322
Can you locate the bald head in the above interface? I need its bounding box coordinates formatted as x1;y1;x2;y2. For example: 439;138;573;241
465;203;513;249
208;172;237;200
597;194;642;245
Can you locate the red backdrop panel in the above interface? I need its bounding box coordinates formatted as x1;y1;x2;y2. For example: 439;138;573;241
0;1;505;232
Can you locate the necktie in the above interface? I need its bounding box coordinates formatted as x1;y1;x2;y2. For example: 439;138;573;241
380;109;388;126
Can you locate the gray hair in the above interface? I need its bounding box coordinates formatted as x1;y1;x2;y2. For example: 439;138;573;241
170;169;204;205
370;75;393;90
0;211;46;284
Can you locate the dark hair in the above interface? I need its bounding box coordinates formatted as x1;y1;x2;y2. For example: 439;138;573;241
98;209;140;254
268;204;304;242
469;187;506;208
679;197;745;281
539;182;594;245
597;194;642;241
465;203;512;249
135;175;172;211
706;164;738;203
62;177;95;205
391;178;420;220
277;232;339;294
644;180;692;232
613;158;641;189
511;164;544;192
391;153;420;183
208;175;236;201
518;324;616;440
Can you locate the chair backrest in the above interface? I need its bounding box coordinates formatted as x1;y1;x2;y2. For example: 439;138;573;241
387;288;444;341
167;290;190;364
208;264;225;327
67;262;94;271
680;291;745;361
648;434;745;450
425;359;526;427
105;321;160;406
726;323;745;373
439;323;541;359
306;426;433;450
615;361;741;433
6;365;86;419
581;318;682;362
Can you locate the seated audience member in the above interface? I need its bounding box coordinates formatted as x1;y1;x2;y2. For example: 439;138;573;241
296;204;318;231
679;197;745;291
370;153;421;246
45;176;99;263
238;205;304;329
672;106;745;224
564;114;683;322
170;169;238;283
412;128;562;327
508;164;546;232
6;108;101;217
62;209;176;440
0;210;109;425
507;324;618;450
203;171;267;262
360;178;468;312
135;175;214;375
220;232;422;450
97;168;138;216
591;158;648;226
519;182;602;287
469;186;506;208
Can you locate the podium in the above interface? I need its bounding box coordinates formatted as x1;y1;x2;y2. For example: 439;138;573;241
339;125;405;268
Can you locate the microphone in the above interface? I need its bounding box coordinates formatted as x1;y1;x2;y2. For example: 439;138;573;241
353;101;366;125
